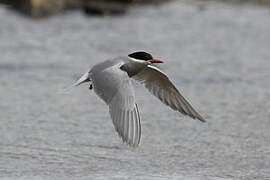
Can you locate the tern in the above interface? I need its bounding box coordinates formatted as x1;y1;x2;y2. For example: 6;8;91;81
73;51;205;147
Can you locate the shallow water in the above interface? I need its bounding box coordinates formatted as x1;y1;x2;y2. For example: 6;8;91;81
0;1;270;179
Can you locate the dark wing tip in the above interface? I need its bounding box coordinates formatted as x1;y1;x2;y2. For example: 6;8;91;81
193;110;206;123
179;109;206;123
187;109;206;123
197;116;206;123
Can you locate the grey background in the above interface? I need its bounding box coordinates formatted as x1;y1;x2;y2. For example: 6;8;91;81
0;1;269;179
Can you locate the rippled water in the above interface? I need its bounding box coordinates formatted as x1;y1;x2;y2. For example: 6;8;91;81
0;1;270;179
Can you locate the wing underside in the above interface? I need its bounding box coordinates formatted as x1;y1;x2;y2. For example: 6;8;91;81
133;65;205;122
93;64;141;146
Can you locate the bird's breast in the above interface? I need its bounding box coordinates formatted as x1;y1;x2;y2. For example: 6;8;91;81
90;65;126;104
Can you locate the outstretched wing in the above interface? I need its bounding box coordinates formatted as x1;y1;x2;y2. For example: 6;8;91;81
109;96;141;147
133;65;205;122
94;65;141;146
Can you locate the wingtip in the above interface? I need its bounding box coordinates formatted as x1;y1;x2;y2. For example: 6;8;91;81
121;138;140;148
198;118;206;123
197;115;206;123
129;141;140;148
185;112;206;123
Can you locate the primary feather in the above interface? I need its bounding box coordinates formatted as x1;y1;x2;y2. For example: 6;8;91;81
133;65;205;122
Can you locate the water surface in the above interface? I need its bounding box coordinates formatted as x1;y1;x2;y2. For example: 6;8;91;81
0;1;269;179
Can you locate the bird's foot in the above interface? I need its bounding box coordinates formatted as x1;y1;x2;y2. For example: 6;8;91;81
89;84;93;90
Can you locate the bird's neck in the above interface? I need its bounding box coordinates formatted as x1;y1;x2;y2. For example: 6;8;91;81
121;58;149;77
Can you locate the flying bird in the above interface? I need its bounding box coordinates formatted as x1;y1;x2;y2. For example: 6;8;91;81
73;51;205;147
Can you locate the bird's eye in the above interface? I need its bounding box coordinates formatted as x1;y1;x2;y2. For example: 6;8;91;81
120;65;127;71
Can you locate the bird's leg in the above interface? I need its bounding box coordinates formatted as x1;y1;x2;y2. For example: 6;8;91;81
89;84;93;90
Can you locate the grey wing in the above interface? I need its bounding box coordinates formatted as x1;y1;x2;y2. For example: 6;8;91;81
133;65;205;122
106;68;141;147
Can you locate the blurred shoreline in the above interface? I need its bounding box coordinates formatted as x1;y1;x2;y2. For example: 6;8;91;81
0;0;269;18
0;0;169;18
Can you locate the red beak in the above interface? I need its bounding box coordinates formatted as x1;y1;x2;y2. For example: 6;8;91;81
150;59;164;64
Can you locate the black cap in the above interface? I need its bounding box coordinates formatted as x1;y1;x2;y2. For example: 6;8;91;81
128;51;153;61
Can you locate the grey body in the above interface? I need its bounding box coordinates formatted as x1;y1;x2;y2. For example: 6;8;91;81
73;54;205;147
89;57;147;104
88;56;146;146
90;58;125;104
